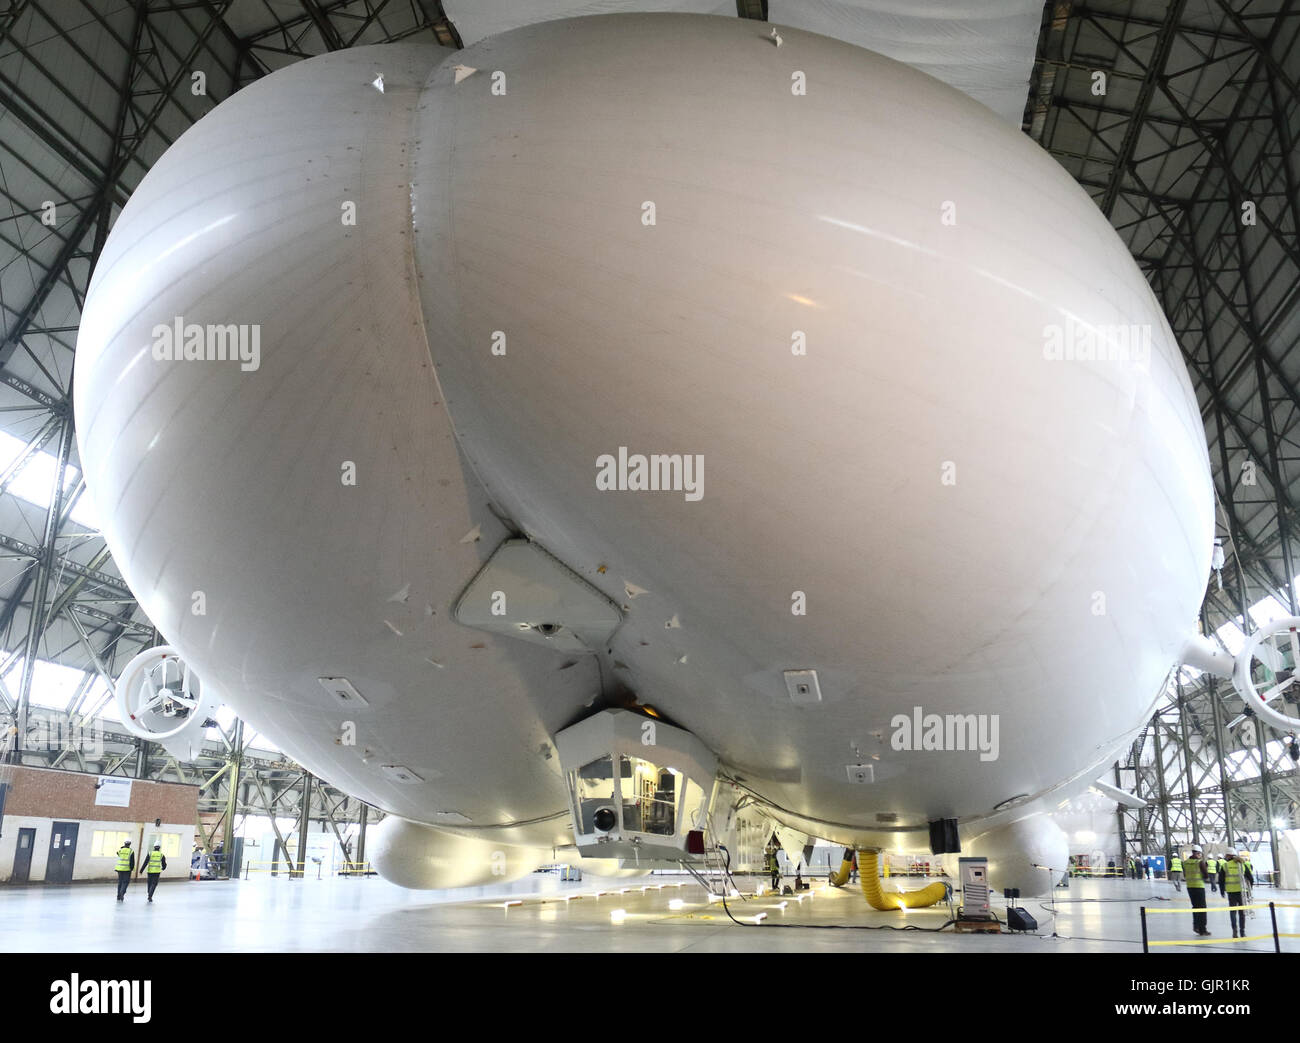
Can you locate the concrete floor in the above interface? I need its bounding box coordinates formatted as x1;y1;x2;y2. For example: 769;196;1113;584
2;873;1295;952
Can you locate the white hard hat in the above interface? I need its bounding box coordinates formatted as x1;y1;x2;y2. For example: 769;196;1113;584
1226;848;1236;856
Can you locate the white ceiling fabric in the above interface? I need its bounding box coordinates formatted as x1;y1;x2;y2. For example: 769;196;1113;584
445;0;1043;124
770;0;1043;123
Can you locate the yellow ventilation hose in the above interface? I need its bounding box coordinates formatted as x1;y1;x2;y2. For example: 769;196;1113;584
828;849;855;887
857;850;948;910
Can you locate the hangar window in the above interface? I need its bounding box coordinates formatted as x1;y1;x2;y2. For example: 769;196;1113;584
91;830;131;857
144;832;182;857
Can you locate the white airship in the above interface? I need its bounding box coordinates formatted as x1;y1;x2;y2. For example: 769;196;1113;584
76;14;1219;896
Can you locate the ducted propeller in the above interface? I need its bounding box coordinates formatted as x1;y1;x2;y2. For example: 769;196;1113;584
115;645;220;761
1232;617;1300;732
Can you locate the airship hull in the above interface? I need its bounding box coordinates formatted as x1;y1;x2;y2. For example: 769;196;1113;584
74;16;1213;862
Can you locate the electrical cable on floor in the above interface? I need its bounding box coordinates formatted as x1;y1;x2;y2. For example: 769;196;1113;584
711;847;959;931
715;845;748;902
759;920;959;932
695;872;1182;939
716;846;754;926
1030;895;1175;941
1002;908;1064;941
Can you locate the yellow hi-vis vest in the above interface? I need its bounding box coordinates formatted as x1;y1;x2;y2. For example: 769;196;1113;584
1207;858;1218;873
1170;856;1183;872
115;846;132;871
147;850;164;874
1183;858;1204;887
1222;859;1244;894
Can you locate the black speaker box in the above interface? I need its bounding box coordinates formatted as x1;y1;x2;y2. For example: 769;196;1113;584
1006;907;1038;932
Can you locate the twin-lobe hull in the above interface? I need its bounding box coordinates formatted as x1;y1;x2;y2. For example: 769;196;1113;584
75;16;1213;847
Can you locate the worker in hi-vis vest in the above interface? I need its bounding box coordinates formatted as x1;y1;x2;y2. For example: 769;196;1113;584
139;842;168;903
1218;849;1254;939
114;840;135;901
1183;846;1210;936
1168;853;1183;892
1206;855;1219;893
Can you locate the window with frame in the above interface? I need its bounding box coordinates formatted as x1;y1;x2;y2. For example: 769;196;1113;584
144;832;182;857
91;830;131;857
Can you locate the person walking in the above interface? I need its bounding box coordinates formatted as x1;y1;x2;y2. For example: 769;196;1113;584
1169;852;1183;892
1206;854;1219;894
114;839;135;901
139;842;168;902
1218;849;1254;939
1184;846;1210;936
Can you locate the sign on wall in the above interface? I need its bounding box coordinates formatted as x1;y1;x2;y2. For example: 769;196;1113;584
94;776;132;808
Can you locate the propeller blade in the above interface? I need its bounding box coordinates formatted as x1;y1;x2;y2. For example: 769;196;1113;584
1259;676;1296;704
1257;638;1285;673
137;692;168;714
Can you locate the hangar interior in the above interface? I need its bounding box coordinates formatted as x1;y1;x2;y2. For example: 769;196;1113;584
0;0;1299;951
